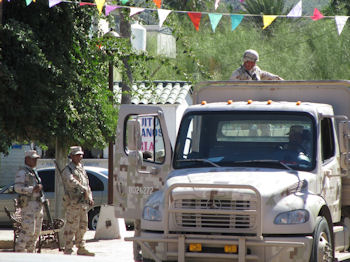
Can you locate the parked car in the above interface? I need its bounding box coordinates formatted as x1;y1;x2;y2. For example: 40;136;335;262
0;166;108;230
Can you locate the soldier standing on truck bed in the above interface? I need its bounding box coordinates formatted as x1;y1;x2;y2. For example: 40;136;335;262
62;146;95;256
230;49;284;81
14;150;43;253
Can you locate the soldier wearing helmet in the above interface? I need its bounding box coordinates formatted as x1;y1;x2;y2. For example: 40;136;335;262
230;49;283;81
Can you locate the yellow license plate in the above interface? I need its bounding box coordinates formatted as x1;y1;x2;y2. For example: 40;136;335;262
189;243;202;252
224;245;238;253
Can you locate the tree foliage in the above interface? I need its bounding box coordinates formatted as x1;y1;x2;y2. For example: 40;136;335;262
0;0;117;153
144;0;350;82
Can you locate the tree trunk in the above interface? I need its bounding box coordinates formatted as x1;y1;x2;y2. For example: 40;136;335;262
0;0;3;25
55;138;68;248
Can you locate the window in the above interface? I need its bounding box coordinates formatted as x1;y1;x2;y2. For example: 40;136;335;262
125;115;165;164
321;118;335;162
174;111;316;171
38;170;55;193
87;172;104;191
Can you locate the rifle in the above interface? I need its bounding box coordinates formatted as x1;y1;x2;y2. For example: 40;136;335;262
55;160;87;204
33;168;60;250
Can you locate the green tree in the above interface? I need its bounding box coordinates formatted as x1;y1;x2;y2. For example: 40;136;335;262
0;0;117;153
324;0;350;16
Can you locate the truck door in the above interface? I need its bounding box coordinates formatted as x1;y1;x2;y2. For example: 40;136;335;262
113;104;172;219
320;117;342;222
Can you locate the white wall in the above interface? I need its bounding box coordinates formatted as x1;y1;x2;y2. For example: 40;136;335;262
0;144;32;186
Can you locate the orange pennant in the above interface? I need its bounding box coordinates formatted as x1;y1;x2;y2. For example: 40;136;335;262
153;0;161;8
188;12;202;31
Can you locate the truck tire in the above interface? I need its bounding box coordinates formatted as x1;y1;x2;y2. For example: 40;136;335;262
310;216;333;262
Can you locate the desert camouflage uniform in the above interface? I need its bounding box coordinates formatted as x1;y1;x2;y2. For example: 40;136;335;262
230;65;283;80
62;161;92;251
14;165;44;252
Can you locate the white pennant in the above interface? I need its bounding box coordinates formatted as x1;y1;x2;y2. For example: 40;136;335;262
215;0;220;10
335;16;349;35
287;0;302;17
158;9;172;28
129;7;145;17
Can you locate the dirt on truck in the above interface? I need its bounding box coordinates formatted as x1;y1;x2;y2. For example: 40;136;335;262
114;80;350;262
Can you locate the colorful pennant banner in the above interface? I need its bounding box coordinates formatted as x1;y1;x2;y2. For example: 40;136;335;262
231;15;244;31
152;0;161;9
158;9;172;28
263;15;277;29
214;0;220;10
311;8;324;21
208;13;222;32
335;16;349;35
27;0;350;36
105;5;121;16
95;0;105;14
130;7;145;17
287;0;302;17
188;12;202;31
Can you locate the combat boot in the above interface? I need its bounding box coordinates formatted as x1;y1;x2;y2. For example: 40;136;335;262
77;247;95;256
64;248;73;255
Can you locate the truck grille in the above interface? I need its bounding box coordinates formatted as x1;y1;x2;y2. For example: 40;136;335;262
174;199;257;233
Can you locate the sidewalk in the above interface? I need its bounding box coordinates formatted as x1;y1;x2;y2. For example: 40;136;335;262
0;228;134;261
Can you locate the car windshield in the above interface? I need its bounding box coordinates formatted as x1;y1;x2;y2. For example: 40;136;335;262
173;111;316;171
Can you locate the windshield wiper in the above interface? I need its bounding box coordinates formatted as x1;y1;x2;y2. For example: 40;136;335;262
177;159;221;167
231;160;293;170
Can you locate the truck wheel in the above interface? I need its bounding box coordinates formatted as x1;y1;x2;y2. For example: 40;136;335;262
88;208;100;230
310;216;333;262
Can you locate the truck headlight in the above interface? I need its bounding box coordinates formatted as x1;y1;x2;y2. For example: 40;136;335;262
274;209;309;224
142;191;163;221
143;206;162;221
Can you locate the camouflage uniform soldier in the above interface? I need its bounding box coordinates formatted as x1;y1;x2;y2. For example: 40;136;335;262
62;146;95;256
14;150;43;253
230;49;284;80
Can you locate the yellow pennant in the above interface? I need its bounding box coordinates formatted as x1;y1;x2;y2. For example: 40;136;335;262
263;15;277;29
95;0;105;14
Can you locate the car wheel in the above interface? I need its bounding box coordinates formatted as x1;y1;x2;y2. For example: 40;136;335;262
310;216;333;262
88;208;100;230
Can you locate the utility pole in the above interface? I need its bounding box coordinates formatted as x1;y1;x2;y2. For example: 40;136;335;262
1;0;3;25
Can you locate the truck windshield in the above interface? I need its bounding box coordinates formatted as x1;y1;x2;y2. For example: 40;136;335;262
173;111;315;171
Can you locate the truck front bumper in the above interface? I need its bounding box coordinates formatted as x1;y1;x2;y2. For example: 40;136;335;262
125;231;313;262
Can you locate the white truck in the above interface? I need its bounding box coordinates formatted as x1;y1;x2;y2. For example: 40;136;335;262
113;80;350;262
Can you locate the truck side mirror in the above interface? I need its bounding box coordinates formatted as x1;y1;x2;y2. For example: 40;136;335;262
127;119;143;167
339;120;350;172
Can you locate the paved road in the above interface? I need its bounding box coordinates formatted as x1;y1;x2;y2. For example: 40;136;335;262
0;228;134;262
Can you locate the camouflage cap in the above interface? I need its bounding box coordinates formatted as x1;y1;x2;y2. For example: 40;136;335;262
69;146;84;155
25;150;40;159
243;49;259;62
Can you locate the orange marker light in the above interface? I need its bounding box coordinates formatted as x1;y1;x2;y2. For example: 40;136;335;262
296;101;301;105
201;101;207;105
224;245;238;253
267;100;272;105
227;100;233;104
189;243;202;252
247;100;253;104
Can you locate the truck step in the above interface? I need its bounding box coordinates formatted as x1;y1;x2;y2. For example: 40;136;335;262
335;251;350;261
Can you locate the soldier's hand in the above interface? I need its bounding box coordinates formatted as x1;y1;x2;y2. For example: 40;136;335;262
84;190;89;200
89;199;94;206
33;184;43;193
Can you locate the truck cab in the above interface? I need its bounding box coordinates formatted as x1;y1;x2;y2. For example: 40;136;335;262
114;80;350;262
